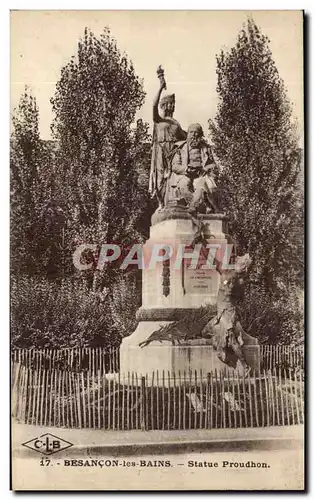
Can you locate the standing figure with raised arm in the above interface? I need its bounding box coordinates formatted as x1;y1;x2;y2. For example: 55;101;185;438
149;66;186;210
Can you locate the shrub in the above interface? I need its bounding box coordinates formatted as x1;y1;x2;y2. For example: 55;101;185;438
11;276;119;348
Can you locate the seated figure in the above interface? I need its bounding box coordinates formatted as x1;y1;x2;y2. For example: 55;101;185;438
168;123;219;214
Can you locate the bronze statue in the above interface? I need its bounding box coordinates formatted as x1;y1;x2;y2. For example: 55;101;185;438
139;251;254;376
149;66;186;209
202;253;253;374
138;306;214;348
169;123;218;214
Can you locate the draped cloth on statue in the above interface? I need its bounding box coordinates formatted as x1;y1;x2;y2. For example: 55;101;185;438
149;120;186;205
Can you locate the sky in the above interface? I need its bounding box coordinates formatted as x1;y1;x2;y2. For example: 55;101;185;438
10;10;303;142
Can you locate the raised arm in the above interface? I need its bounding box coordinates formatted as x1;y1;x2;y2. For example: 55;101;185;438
153;77;166;123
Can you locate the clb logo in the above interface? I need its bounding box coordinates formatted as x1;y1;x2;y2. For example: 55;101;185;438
22;433;73;455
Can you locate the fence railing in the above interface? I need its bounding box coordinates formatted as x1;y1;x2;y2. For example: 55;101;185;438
11;344;303;375
11;363;304;431
260;345;304;371
11;347;120;374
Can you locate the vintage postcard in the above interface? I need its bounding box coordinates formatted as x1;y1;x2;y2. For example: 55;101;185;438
10;10;304;491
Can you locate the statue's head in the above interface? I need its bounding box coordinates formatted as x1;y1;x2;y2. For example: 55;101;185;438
187;123;204;147
160;93;175;117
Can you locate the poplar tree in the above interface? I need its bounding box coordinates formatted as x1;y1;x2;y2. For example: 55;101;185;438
51;27;151;292
11;88;63;278
210;19;303;342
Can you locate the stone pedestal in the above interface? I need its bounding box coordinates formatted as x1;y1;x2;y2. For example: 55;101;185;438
120;324;260;385
120;208;260;384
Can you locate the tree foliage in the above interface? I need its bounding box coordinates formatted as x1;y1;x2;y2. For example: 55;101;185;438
11;275;117;348
209;19;303;342
10;89;64;278
51;28;151;291
11;28;152;348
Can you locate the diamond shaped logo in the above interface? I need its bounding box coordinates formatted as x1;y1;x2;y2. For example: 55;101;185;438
22;433;73;455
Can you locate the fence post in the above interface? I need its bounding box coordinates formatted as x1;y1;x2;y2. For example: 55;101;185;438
140;376;146;431
205;373;210;429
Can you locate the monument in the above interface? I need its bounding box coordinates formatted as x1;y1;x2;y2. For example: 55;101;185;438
120;67;259;383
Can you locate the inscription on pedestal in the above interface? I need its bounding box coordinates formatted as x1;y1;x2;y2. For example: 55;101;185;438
183;250;217;296
184;268;213;294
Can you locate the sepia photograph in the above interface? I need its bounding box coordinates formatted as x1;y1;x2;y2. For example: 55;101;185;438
10;9;304;491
